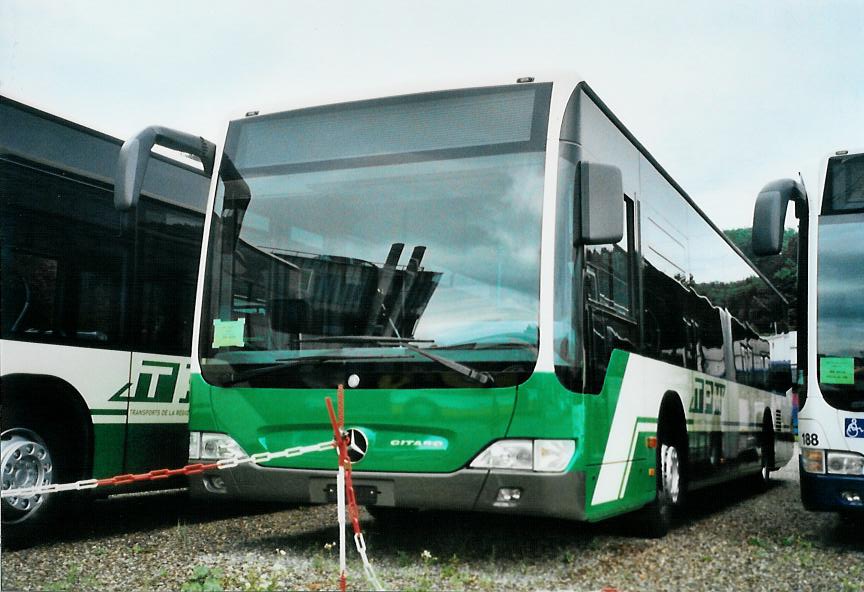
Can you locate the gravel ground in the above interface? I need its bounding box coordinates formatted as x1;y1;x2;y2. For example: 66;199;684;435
2;455;863;592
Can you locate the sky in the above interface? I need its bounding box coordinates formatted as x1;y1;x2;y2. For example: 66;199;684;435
2;0;862;230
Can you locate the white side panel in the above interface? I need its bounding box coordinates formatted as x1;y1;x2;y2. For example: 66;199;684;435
591;354;793;507
0;340;130;424
1;340;191;425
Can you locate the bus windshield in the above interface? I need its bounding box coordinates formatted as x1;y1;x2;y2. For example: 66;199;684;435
817;213;864;410
199;83;551;389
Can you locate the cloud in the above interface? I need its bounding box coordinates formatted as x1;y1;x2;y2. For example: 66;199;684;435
3;0;862;228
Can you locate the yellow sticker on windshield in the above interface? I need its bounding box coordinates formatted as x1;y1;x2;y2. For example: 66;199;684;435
820;357;854;385
212;319;245;348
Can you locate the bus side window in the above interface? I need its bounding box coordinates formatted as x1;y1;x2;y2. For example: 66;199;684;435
585;199;633;313
584;197;637;393
74;263;122;343
731;319;754;386
133;198;205;356
0;251;59;338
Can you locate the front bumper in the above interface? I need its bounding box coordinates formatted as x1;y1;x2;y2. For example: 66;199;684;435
189;462;587;521
799;457;864;512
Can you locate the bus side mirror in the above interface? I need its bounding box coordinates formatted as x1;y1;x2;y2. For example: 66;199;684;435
752;179;807;256
115;126;216;211
576;161;624;245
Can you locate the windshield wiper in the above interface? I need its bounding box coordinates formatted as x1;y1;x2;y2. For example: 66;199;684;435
221;352;411;386
300;335;434;345
295;336;494;385
402;344;494;386
434;340;537;351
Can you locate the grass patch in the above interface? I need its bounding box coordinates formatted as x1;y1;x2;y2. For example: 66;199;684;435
181;565;224;592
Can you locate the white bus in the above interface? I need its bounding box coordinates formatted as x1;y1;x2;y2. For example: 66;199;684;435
116;74;795;537
0;96;209;542
754;148;864;514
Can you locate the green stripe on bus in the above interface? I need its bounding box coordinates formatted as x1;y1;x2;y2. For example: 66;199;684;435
91;409;128;416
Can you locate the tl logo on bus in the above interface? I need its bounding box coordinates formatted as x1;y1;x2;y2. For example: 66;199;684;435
109;361;190;404
690;377;726;416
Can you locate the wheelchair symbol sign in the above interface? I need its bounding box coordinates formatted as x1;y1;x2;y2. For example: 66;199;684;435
846;418;864;439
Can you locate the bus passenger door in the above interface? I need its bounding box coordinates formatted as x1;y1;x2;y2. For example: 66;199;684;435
124;197;204;473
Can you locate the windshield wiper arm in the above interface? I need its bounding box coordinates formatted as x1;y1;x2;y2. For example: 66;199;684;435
403;344;494;386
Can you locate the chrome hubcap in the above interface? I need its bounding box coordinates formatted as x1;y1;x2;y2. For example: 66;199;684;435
1;429;53;513
661;444;680;504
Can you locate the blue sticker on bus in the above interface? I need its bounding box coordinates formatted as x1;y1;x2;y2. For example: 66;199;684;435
845;418;864;439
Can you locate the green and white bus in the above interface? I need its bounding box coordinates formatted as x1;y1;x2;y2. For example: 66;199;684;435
118;75;795;535
0;96;209;540
753;148;864;514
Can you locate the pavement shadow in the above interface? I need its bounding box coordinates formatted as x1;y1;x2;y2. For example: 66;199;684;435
3;489;296;550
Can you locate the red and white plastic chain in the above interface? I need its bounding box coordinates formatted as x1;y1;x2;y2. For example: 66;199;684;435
325;386;383;592
1;440;335;499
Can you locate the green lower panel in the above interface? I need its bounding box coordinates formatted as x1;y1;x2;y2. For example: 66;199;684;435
91;424;125;479
92;422;189;478
583;428;658;522
189;352;655;521
508;351;631;466
189;375;517;473
125;423;189;473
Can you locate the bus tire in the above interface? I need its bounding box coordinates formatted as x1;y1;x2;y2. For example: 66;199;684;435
640;400;687;538
1;415;71;547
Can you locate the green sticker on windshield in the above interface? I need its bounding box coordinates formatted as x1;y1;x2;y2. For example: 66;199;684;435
213;319;245;348
820;357;854;385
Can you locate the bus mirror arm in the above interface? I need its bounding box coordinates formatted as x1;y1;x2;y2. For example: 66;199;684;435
114;126;217;211
751;179;807;257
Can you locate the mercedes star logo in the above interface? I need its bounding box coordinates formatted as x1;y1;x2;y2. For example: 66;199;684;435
346;428;369;463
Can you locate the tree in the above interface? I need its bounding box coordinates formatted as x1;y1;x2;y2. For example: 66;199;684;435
724;227;798;329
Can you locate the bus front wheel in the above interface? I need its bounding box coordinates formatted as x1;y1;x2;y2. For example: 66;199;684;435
1;422;62;545
640;405;687;538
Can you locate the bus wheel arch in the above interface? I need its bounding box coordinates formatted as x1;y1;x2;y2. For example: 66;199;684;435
1;374;93;535
640;390;688;537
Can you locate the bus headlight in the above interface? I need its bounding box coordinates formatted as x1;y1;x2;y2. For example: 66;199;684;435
471;440;533;470
534;439;576;472
191;432;248;460
827;451;864;476
801;449;825;473
470;439;575;472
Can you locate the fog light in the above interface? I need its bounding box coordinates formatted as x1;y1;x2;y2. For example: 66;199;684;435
841;491;863;505
496;488;522;502
203;474;227;494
